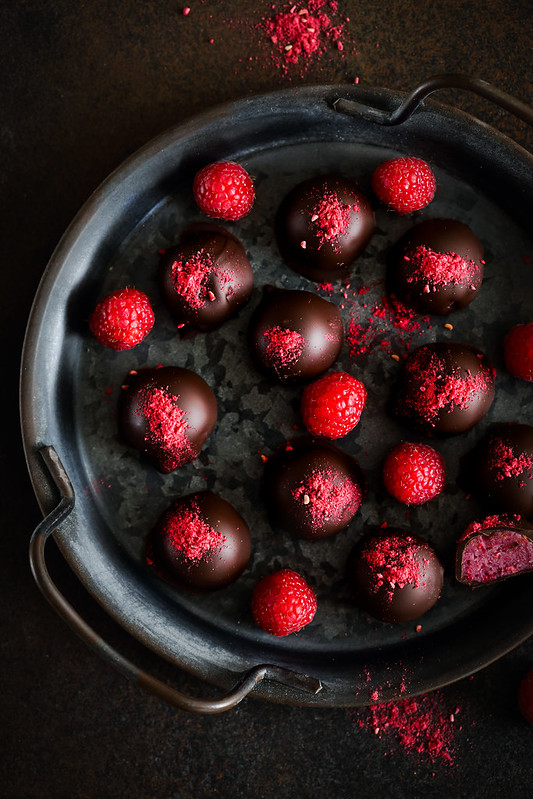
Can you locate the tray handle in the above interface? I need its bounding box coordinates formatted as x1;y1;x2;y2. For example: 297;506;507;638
333;72;533;129
29;446;322;714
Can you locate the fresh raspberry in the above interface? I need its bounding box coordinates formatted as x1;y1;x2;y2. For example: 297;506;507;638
518;667;533;724
383;442;446;505
371;156;436;214
89;287;154;350
504;323;533;381
251;569;317;636
301;371;367;439
193;161;255;221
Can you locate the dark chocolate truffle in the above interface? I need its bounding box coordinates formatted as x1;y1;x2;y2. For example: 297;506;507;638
263;439;365;540
461;423;533;518
159;224;253;332
118;366;217;473
248;286;344;382
388;218;484;315
393;341;495;436
146;491;251;591
456;514;533;586
276;174;375;282
347;528;444;623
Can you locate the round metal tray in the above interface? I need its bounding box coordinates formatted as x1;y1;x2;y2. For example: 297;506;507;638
21;76;533;711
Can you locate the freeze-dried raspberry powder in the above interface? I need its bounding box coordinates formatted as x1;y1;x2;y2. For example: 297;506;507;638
161;501;227;561
140;387;195;469
264;326;305;369
488;439;533;481
170;250;228;309
311;191;356;248
359;534;426;600
293;467;362;529
346;293;430;359
263;1;346;73
403;351;490;424
406;245;480;287
355;692;457;764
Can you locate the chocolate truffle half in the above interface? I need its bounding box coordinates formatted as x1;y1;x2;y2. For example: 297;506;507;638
146;491;251;591
461;423;533;518
393;341;495;436
118;366;217;473
456;514;533;587
159;223;253;332
248;286;344;382
347;528;444;623
276;174;375;282
263;438;366;540
388;218;484;315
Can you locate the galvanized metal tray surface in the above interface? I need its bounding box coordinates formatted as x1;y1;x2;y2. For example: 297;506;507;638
20;81;533;708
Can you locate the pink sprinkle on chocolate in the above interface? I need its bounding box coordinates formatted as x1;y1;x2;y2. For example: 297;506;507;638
140;386;195;469
264;325;305;369
360;534;426;600
310;190;357;248
170;250;228;310
293;467;362;529
163;501;227;561
406;245;480;287
488;439;533;480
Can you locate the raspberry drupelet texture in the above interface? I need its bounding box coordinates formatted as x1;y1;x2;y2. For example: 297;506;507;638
504;322;533;381
383;442;446;505
251;569;317;636
193;161;255;221
89;287;154;350
301;371;367;439
372;157;436;214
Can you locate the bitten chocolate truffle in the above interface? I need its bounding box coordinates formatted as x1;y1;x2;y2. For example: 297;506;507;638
118;366;217;473
461;423;533;518
456;513;533;587
393;341;495;436
275;174;375;282
159;223;253;332
263;438;365;540
248;286;344;382
347;528;444;623
146;491;251;591
388;218;484;315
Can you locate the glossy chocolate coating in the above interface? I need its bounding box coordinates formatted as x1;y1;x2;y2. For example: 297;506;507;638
263;438;365;540
456;514;533;586
461;423;533;518
146;491;251;591
275;174;375;282
388;218;484;315
347;528;444;623
248;286;344;382
118;366;217;473
393;341;495;436
159;223;253;332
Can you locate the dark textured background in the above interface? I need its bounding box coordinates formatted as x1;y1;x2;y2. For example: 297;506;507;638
2;1;532;797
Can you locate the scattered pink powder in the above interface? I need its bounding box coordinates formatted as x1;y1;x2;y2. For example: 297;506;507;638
171;250;228;309
360;534;426;600
310;191;357;248
162;501;227;561
488;438;533;481
354;692;459;764
346;291;431;359
140;386;195;470
264;325;305;370
401;349;491;424
293;467;362;529
262;1;347;74
405;245;480;288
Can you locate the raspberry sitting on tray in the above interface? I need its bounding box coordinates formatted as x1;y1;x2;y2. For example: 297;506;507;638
300;370;367;439
371;156;436;214
193;160;255;221
89;287;154;350
251;569;317;636
504;322;533;381
383;442;446;506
